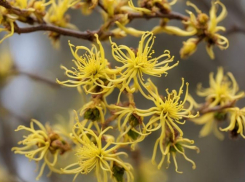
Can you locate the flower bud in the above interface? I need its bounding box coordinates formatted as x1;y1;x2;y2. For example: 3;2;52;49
180;38;197;59
112;163;125;182
127;129;139;140
197;13;209;25
84;108;100;121
129;114;142;127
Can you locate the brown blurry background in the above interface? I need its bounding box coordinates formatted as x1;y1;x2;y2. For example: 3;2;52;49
0;0;245;181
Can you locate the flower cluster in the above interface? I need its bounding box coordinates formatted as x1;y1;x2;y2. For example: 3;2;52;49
152;1;229;59
12;31;202;181
179;1;228;59
12;119;71;180
190;67;245;140
0;0;228;59
56;31;199;177
4;0;245;181
151;131;199;173
62;122;134;182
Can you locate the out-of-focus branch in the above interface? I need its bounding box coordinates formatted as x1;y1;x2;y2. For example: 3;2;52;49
0;105;30;124
13;23;100;41
0;0;189;42
13;69;60;88
226;25;245;35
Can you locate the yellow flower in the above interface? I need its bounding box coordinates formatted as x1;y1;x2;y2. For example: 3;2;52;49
62;123;134;182
185;0;229;59
115;21;146;37
110;31;178;102
119;0;179;36
9;0;34;11
9;0;29;9
197;67;245;108
152;134;199;173
57;34;114;94
0;165;16;182
0;46;13;83
100;0;128;17
45;0;79;28
151;23;197;37
53;110;78;140
135;159;167;182
12;119;71;180
128;0;177;14
220;107;245;139
79;0;98;15
8;0;47;19
111;104;149;149
192;112;225;140
0;8;15;44
141;78;198;140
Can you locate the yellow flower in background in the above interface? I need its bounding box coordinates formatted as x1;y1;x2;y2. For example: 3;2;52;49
12;119;71;180
110;32;178;102
115;21;146;37
0;46;13;82
152;135;199;173
220;107;245;138
8;0;47;22
0;8;15;44
197;67;245;108
0;165;17;182
135;159;167;182
79;0;98;15
9;0;29;9
57;34;115;94
152;23;197;37
187;94;225;140
128;0;151;14
142;78;198;140
45;0;79;28
53;110;77;139
128;0;177;14
185;0;229;59
100;0;128;17
62;123;134;182
192;112;225;140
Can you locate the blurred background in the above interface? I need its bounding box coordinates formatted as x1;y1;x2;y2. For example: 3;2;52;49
1;0;245;181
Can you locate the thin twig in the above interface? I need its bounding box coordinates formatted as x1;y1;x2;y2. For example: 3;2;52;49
128;11;188;21
0;0;189;42
226;25;245;35
14;23;98;41
199;100;236;115
13;70;60;88
0;105;30;124
97;1;108;14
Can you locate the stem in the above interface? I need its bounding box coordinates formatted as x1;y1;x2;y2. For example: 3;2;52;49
13;70;60;88
1;0;188;42
199;100;236;115
182;101;236;121
128;11;188;21
14;23;98;41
